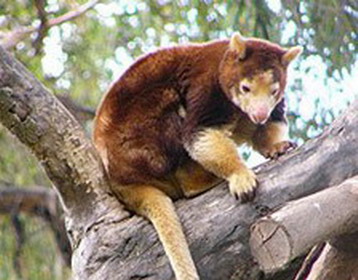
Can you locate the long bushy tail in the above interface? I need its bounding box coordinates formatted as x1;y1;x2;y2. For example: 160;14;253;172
117;184;199;280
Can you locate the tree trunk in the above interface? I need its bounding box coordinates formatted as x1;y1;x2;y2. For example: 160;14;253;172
0;45;357;279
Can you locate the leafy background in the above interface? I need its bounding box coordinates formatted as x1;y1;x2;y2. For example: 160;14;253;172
0;0;357;279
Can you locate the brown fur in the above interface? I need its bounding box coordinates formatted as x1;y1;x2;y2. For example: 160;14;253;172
93;32;301;279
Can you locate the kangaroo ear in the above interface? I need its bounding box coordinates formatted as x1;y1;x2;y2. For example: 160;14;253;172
230;32;246;59
282;46;303;65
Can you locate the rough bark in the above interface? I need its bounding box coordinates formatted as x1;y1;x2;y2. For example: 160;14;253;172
0;45;357;279
250;176;358;273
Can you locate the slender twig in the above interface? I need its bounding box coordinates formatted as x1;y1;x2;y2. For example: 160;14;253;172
10;214;25;279
33;0;48;54
0;0;99;50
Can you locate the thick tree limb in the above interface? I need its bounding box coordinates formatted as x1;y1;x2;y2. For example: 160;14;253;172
250;175;358;273
0;45;357;279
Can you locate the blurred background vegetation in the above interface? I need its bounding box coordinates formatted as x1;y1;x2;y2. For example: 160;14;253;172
0;0;357;279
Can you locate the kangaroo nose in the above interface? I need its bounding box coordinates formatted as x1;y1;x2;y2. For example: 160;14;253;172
251;106;270;124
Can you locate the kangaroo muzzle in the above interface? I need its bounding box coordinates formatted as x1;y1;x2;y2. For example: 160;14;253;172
249;105;270;124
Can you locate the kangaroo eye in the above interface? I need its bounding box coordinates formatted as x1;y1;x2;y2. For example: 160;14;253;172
271;89;279;96
241;85;251;94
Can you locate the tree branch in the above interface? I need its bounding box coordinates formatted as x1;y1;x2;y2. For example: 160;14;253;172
10;214;25;278
33;0;48;54
0;185;72;266
0;185;57;214
0;0;99;50
56;94;95;123
250;175;358;273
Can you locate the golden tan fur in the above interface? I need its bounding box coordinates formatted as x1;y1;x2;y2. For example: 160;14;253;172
93;32;302;279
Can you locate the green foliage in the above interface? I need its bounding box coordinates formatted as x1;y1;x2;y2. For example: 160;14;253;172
281;0;357;75
0;0;357;279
